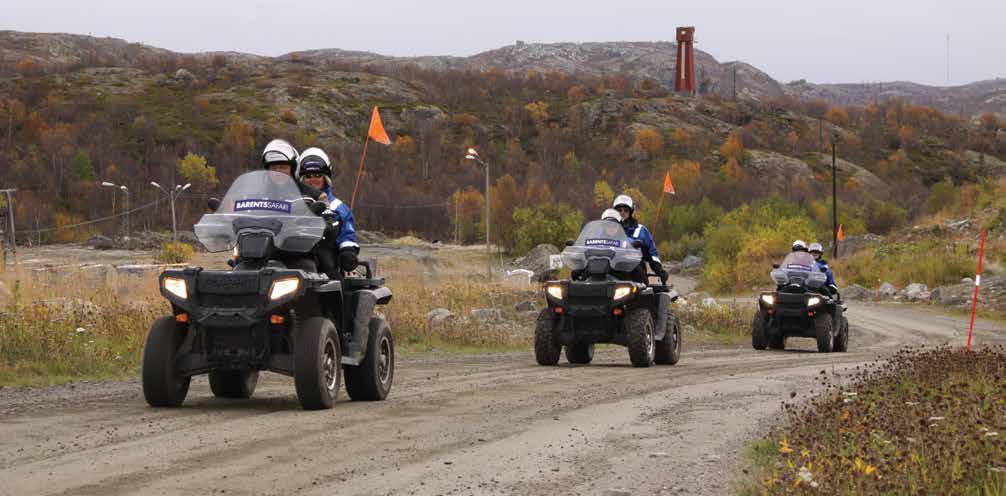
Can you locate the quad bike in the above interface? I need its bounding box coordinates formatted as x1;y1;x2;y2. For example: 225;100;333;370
536;219;682;367
751;251;848;353
142;170;393;410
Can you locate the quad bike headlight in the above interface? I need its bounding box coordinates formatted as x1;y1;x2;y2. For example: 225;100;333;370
807;296;822;307
269;277;301;300
613;284;635;301
163;277;188;299
760;294;775;306
546;284;564;300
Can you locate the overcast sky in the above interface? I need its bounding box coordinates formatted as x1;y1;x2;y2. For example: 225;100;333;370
4;0;1003;86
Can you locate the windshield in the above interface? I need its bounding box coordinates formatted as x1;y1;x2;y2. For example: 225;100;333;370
562;220;642;272
775;251;826;287
194;171;326;253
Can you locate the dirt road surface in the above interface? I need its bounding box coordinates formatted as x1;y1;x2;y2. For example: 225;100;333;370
1;304;1002;496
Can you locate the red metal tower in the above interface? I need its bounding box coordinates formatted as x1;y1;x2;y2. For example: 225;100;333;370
674;26;696;94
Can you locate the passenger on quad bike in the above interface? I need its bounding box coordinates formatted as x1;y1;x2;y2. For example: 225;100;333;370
808;242;839;298
295;147;372;364
611;194;668;284
260;139;326;203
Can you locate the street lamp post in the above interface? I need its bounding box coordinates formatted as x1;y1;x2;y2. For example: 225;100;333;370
151;181;191;240
465;148;491;279
101;181;130;238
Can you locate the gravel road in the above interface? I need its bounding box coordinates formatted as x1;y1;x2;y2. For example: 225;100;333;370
1;304;1002;496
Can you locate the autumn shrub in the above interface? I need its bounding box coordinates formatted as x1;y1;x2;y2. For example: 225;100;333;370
659;232;703;261
674;301;753;344
702;196;818;293
512;203;584;254
157;241;195;263
832;239;973;288
741;346;1006;495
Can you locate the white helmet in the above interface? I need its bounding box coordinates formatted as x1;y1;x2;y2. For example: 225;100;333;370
808;242;824;254
791;240;808;252
601;208;621;222
297;147;332;180
261;139;298;169
612;194;634;213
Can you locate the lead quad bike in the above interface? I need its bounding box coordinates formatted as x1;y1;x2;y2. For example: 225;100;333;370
142;170;394;410
535;219;682;367
751;251;848;353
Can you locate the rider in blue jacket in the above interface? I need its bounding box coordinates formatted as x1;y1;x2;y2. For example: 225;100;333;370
612;194;668;283
297;147;374;364
808;242;838;296
296;147;359;273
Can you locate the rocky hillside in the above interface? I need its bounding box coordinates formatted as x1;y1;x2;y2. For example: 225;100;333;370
784;78;1006;116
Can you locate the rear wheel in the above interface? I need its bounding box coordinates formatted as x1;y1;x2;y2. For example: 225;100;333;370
751;311;768;350
565;342;594;364
294;317;341;410
344;315;395;401
814;314;834;353
142;316;191;407
209;370;259;399
626;308;655;367
833;317;849;352
534;309;561;366
655;312;681;365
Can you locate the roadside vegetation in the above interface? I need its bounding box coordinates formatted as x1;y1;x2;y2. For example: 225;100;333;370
739;346;1006;495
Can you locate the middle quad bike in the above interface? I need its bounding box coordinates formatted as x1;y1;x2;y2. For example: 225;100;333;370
536;219;682;367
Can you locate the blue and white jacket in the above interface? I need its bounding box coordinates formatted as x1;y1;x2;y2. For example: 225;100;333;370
816;259;836;287
621;218;661;264
321;187;358;251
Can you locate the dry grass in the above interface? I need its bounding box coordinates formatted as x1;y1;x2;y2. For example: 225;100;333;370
740;346;1006;495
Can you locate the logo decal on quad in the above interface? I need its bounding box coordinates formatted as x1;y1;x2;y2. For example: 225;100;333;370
584;238;624;248
234;199;293;213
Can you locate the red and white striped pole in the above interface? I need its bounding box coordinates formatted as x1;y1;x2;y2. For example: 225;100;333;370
966;229;988;350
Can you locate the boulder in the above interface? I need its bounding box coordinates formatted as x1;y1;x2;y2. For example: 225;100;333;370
842;284;871;301
426;308;456;326
686;292;712;305
681;255;704;272
904;283;931;301
356;230;388;244
511;244;560;282
878;282;897;299
701;297;719;308
471;308;503;322
514;300;537;312
86;235;116;250
931;276;1005;311
504;269;535;286
961;277;974;285
173;68;195;82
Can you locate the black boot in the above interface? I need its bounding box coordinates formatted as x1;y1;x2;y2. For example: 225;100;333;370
342;290;377;365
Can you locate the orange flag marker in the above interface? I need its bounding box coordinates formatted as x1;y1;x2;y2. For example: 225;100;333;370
837;224;844;241
351;107;393;208
663;171;676;195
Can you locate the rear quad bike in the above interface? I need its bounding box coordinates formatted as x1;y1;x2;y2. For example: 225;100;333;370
536;219;682;367
142;170;394;410
751;251;848;353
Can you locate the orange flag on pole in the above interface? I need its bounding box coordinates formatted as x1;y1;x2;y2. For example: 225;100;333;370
367;106;391;145
837;224;844;241
663;171;676;195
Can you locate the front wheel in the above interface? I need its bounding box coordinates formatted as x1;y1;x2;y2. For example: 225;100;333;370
655;312;681;365
751;311;768;350
833;317;849;352
142;316;191;407
534;309;561;366
814;314;834;353
344;315;395;401
209;370;259;399
294;317;342;410
625;308;655;367
565;342;594;364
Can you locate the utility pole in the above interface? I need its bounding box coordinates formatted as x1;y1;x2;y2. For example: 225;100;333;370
732;64;737;101
946;33;950;85
465;148;491;279
832;143;839;259
454;195;459;245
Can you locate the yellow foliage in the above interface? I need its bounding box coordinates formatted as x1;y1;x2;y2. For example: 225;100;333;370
157;241;195;264
719;133;745;164
633;128;664;156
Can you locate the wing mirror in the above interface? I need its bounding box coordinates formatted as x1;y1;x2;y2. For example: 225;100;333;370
772;263;780;269
565;239;574;246
207;198;221;213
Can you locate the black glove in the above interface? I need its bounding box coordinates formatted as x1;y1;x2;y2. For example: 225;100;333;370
339;248;359;273
308;201;327;216
653;263;669;284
